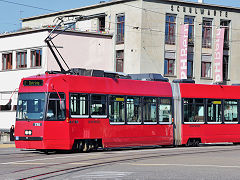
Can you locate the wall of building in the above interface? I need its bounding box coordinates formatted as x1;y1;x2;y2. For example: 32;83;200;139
0;31;48;130
141;0;240;84
47;31;113;71
21;0;240;85
0;29;113;130
22;0;143;74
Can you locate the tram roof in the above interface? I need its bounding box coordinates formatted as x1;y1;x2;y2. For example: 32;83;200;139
179;83;240;99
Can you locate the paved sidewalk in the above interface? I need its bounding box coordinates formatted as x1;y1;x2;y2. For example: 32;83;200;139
0;142;15;148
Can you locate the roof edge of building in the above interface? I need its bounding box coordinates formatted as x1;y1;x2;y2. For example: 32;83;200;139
22;0;136;22
163;0;240;11
0;28;113;39
22;0;240;22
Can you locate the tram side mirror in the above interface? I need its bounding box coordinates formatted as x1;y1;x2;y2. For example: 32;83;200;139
60;100;65;110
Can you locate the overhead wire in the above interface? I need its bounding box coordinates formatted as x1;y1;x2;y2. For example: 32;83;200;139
0;0;56;12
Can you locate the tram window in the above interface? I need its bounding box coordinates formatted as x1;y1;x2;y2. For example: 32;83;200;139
109;95;125;123
207;99;222;123
126;96;141;124
91;94;107;116
143;97;157;124
159;98;172;124
47;93;66;121
183;99;204;123
70;94;89;117
224;100;238;123
17;93;45;120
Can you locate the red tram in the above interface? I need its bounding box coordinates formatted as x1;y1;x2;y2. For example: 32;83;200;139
15;71;174;151
14;71;240;152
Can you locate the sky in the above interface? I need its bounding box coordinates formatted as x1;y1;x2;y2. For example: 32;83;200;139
0;0;240;33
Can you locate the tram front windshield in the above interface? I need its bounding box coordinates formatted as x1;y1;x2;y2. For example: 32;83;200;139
16;93;45;120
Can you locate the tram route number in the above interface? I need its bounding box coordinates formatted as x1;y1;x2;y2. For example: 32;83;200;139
33;123;42;126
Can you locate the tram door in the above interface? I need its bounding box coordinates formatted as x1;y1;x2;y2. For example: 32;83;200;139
45;92;67;140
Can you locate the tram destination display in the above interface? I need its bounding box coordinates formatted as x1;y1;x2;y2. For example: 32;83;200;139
23;80;43;86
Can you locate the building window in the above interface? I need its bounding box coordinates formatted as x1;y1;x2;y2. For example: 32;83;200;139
2;53;12;70
220;20;230;49
201;54;212;78
99;16;105;32
0;104;12;111
31;49;42;67
116;50;124;72
164;51;175;76
184;16;195;45
64;23;76;30
223;54;229;80
16;51;27;69
165;14;176;45
187;50;194;78
116;14;125;43
202;19;212;48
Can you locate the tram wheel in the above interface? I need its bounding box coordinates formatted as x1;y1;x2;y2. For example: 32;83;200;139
186;138;201;147
83;142;89;152
194;140;200;147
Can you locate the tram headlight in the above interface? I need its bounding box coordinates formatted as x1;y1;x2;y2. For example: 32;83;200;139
25;130;32;135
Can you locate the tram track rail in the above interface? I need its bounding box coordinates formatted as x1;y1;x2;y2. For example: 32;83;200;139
0;150;48;161
1;145;238;180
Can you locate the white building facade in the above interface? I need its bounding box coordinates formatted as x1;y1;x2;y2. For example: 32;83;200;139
21;0;240;84
0;29;113;130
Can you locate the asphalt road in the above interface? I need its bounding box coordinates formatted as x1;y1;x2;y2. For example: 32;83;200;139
0;144;240;180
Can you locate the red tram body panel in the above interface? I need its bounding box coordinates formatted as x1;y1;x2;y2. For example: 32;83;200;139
15;74;174;150
179;83;240;145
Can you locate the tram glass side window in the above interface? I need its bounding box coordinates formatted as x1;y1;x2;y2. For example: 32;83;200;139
207;99;222;123
159;98;172;123
70;94;89;116
224;100;238;123
183;98;204;123
109;96;125;123
126;96;141;124
143;97;157;124
47;93;66;120
91;94;107;116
